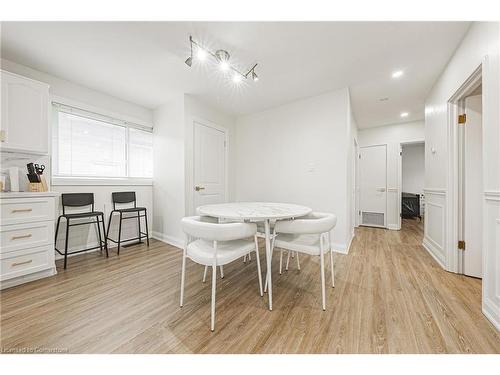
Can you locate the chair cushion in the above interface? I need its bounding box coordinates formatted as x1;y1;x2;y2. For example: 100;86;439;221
63;211;103;219
187;239;255;266
116;207;146;213
274;233;330;256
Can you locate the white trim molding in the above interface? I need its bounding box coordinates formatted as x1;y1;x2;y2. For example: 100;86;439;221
52;177;153;186
423;188;447;196
152;231;183;250
423;198;447;269
484;190;500;201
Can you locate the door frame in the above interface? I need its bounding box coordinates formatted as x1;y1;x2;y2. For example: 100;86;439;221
359;143;388;229
353;137;360;228
398;140;426;230
446;63;483;274
187;117;229;216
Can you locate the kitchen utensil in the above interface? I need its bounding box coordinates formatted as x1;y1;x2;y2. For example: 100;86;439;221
27;163;36;175
27;173;41;183
34;164;45;175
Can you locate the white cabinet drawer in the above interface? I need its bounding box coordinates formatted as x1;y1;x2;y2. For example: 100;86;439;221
0;246;53;281
0;197;55;225
0;221;54;254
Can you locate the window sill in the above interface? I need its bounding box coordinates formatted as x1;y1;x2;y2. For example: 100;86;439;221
51;177;153;186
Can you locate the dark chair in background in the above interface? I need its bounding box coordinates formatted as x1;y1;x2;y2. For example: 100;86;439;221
55;193;108;269
106;191;149;254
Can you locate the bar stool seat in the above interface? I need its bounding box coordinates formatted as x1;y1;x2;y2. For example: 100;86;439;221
62;211;104;219
114;207;147;214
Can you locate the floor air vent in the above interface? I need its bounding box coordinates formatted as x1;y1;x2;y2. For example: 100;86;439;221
361;211;385;227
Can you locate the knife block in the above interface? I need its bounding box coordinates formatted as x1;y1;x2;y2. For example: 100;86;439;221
28;176;48;192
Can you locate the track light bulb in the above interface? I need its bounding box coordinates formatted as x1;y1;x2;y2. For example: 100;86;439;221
185;56;192;67
233;74;242;83
220;61;229;71
251;70;258;82
196;48;207;61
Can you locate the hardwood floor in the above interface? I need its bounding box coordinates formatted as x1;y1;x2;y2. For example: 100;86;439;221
1;222;499;354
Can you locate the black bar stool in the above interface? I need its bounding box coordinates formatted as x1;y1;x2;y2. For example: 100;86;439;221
106;192;149;254
55;193;108;269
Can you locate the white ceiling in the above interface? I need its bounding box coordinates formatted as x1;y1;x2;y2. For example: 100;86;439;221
1;21;470;128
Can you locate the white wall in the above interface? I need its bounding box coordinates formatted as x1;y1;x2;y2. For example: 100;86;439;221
358;121;425;229
152;94;236;247
1;59;155;253
234;88;353;252
1;58;153;125
402;143;425;194
424;22;500;330
152;95;185;247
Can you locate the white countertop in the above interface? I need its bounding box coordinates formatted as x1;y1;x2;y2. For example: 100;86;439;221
198;202;312;221
0;191;60;198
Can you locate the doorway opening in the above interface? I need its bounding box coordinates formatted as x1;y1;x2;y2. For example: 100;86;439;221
359;144;387;228
448;65;483;278
400;141;425;235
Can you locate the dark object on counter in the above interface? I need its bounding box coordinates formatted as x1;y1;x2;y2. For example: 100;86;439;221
106;191;149;254
27;162;37;175
27;173;41;183
35;164;45;175
54;193;108;269
402;192;421;220
26;162;42;182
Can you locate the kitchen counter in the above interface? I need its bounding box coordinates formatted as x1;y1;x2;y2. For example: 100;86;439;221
0;191;60;199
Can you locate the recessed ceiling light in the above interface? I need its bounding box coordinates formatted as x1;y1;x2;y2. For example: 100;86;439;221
400;112;409;118
392;70;404;78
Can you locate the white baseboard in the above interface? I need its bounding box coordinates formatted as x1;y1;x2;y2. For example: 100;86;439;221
483;298;500;331
152;231;183;250
422;236;446;269
331;233;353;255
387;224;400;231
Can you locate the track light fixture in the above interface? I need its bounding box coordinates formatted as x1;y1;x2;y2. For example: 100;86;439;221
185;36;259;84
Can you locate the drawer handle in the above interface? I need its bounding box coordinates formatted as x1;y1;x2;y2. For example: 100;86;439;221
11;234;32;240
11;208;33;213
11;259;33;267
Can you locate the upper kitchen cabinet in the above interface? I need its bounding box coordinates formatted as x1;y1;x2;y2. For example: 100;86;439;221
1;70;50;155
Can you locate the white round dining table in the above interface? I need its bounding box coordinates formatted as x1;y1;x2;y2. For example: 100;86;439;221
197;202;312;310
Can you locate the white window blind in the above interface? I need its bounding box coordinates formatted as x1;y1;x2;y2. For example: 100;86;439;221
52;103;153;180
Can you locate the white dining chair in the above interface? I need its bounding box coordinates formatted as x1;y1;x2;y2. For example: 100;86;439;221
267;212;337;310
180;216;263;331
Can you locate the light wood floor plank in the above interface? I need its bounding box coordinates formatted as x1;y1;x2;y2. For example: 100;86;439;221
1;219;499;353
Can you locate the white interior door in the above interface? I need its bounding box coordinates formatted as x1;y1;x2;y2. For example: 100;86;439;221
463;95;483;278
193;121;226;211
359;145;387;227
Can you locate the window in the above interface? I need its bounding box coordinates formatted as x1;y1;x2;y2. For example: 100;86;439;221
52;103;153;181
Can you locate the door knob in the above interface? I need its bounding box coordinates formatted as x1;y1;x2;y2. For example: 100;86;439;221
195;186;205;191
